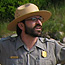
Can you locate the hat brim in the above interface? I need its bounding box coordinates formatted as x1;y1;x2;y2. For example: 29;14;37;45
7;10;52;31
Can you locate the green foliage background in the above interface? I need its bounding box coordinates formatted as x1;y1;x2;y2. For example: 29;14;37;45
0;0;65;42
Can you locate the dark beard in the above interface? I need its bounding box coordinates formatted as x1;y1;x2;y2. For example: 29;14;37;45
24;24;42;37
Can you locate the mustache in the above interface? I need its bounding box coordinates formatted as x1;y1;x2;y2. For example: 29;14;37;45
34;24;42;28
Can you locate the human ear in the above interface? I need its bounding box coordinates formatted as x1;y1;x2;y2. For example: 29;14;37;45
18;22;24;30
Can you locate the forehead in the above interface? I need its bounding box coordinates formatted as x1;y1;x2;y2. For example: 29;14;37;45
27;15;41;18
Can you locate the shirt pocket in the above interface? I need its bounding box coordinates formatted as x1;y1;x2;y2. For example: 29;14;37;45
6;59;23;65
40;54;53;65
36;58;53;65
36;53;53;65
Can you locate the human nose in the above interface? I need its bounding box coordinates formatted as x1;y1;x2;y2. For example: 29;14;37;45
36;19;42;25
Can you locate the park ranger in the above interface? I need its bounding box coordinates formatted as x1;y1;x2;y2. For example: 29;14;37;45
0;3;65;65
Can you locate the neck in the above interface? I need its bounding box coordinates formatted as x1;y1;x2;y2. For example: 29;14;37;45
20;33;38;50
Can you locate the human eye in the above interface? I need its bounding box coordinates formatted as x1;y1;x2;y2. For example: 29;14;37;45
39;17;44;21
39;17;42;20
32;18;37;21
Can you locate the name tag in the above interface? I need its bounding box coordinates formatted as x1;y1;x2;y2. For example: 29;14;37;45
10;56;18;59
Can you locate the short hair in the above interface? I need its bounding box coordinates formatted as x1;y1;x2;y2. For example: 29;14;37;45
16;20;25;36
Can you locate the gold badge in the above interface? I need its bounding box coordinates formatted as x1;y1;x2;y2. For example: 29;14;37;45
10;56;18;59
42;51;47;58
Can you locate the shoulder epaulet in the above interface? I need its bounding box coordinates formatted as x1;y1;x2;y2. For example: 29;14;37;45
44;38;56;43
0;36;11;41
0;35;17;42
39;37;55;43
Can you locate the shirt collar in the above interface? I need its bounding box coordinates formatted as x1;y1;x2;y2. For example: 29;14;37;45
35;37;46;50
16;36;24;50
16;37;46;50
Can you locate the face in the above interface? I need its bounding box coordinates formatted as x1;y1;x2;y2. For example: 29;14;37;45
24;15;43;37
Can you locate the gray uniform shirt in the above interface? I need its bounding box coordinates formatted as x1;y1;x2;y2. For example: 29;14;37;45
0;36;65;65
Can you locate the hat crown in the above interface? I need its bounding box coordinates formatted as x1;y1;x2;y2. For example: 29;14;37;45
15;3;39;19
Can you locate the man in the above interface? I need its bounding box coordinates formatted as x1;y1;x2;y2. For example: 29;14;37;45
0;3;65;65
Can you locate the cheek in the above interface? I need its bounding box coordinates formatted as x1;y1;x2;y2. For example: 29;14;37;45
26;21;36;28
30;23;36;28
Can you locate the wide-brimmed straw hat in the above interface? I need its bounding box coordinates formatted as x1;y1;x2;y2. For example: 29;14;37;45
7;3;52;31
